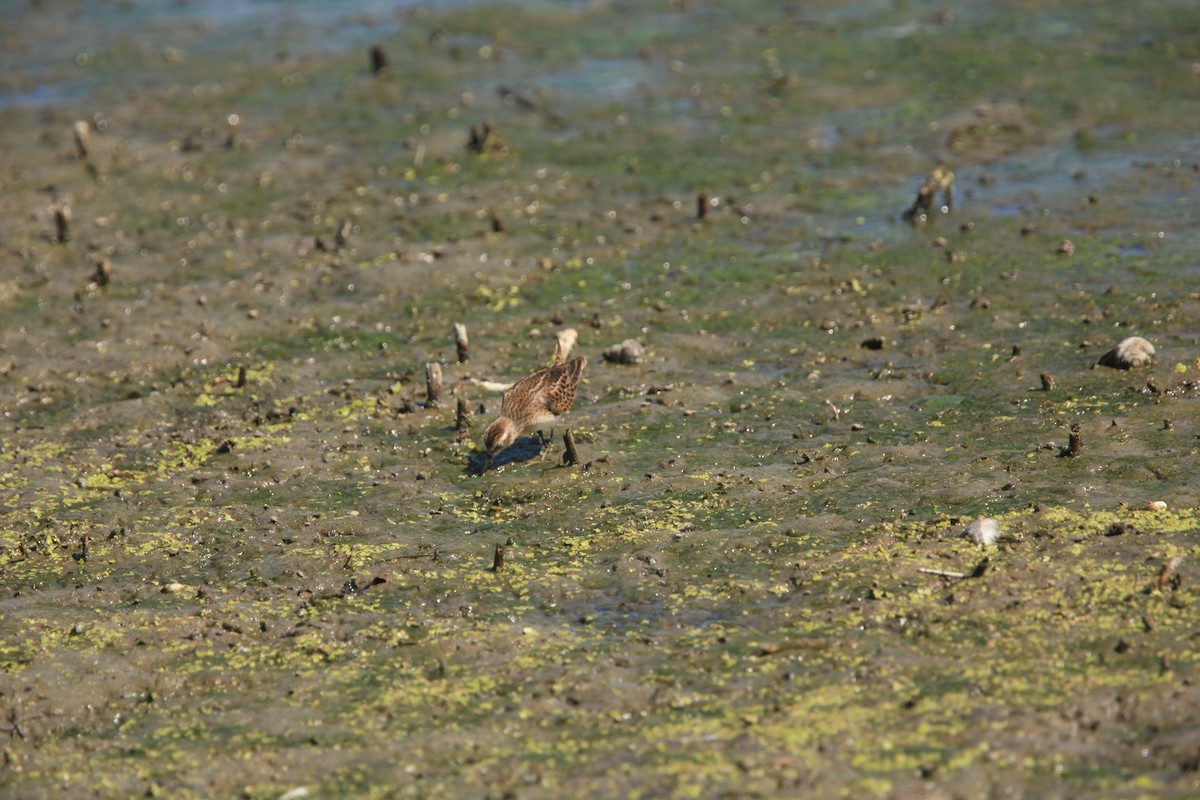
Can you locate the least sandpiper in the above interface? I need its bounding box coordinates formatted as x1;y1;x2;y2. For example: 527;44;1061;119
483;355;586;467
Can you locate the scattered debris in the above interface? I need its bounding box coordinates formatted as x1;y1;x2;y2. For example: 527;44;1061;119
602;338;645;365
53;202;72;243
1096;336;1155;370
455;397;471;431
964;518;1000;546
454;322;469;363
919;557;989;580
72;120;92;159
1158;555;1182;591
903;165;954;225
370;44;387;76
918;567;965;579
467;121;509;155
563;428;580;466
93;257;113;286
425;362;443;408
1063;423;1084;457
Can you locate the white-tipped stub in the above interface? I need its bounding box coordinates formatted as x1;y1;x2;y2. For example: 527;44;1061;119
964;518;1001;547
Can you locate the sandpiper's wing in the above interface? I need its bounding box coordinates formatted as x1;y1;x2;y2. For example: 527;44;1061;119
500;356;586;416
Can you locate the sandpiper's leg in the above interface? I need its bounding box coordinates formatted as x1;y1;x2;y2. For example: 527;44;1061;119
536;429;554;460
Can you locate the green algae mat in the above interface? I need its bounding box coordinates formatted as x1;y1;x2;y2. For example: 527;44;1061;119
2;1;1200;797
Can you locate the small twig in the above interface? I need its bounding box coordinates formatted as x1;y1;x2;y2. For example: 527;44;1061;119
93;257;112;286
54;203;72;243
73;120;92;159
919;559;989;580
425;362;442;408
455;397;471;431
9;710;26;740
1158;555;1183;591
918;567;967;579
379;549;437;563
825;399;841;421
1063;423;1083;457
236;364;248;389
697;189;710;221
492;542;506;572
562;428;580;467
370;44;387;75
453;322;469;363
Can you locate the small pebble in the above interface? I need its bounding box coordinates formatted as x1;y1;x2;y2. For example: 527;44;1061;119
1144;500;1168;512
1096;336;1155;370
602;338;646;365
964;518;1001;546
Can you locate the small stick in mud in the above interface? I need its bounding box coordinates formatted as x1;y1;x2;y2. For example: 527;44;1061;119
492;542;506;571
919;557;989;581
1040;372;1056;391
1158;555;1182;591
54;203;72;243
80;533;89;563
697;189;710;221
455;397;471;431
918;567;967;579
93;257;112;287
562;428;580;466
903;165;954;225
490;210;507;233
425;362;443;408
333;219;351;250
1063;423;1083;457
370;44;387;76
236;363;248;389
453;322;469;363
72;120;92;159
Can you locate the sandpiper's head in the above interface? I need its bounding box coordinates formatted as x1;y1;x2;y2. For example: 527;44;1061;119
483;417;519;457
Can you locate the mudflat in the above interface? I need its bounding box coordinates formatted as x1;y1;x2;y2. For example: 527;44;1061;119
2;2;1199;797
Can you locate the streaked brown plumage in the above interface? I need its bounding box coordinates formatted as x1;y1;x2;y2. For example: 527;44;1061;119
483;356;586;463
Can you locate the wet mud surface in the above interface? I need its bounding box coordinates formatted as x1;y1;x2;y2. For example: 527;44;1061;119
2;1;1200;797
